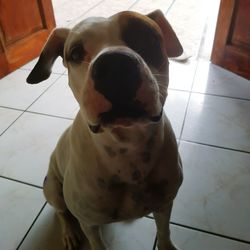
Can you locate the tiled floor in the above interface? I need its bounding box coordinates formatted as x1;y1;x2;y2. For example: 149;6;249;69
1;0;250;250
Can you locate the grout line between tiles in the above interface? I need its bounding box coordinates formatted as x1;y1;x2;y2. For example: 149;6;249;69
153;234;157;250
180;139;250;154
128;0;141;10
0;175;42;189
165;0;176;15
24;110;75;121
0;111;25;137
192;14;208;60
67;0;105;27
0;105;26;112
0;74;63;137
24;74;63;112
19;67;64;75
167;79;250;102
170;222;250;245
16;202;47;250
196;14;209;60
178;61;199;140
168;87;191;93
190;90;250;102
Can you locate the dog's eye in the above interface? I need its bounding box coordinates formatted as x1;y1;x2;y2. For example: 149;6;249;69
69;45;85;63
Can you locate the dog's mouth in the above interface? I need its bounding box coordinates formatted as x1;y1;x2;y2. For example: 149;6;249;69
88;106;163;133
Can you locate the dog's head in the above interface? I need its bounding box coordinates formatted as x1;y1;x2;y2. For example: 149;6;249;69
27;10;183;133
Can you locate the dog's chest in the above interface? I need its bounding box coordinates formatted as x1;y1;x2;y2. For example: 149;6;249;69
64;149;170;224
69;171;169;225
63;123;181;225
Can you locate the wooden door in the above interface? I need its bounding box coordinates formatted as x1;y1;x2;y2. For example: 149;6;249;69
0;0;55;78
211;0;250;80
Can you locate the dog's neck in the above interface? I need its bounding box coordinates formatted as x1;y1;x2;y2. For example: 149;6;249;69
92;120;164;150
89;118;165;181
73;112;165;182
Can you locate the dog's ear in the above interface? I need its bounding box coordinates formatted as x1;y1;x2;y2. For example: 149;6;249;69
147;10;183;58
27;28;70;84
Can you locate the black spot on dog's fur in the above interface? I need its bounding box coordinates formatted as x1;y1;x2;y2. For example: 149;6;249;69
119;148;128;154
97;178;106;189
141;151;151;163
131;191;144;203
108;174;126;190
132;169;141;181
103;145;117;158
146;133;156;150
131;179;168;210
146;179;168;199
111;209;119;220
130;162;137;169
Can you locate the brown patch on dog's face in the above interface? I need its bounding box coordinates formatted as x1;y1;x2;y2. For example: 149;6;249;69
117;12;167;70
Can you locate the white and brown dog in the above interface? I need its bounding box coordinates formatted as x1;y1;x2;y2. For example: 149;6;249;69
27;10;183;250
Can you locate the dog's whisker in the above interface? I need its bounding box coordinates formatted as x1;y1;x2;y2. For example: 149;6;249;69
82;61;90;65
153;73;168;77
157;80;168;90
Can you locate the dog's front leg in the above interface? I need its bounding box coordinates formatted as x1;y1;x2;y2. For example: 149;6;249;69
153;202;178;250
80;223;106;250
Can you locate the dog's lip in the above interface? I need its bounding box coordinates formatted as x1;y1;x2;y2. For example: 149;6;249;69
88;108;163;133
88;123;101;133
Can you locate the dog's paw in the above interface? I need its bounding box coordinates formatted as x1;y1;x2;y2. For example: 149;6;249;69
157;242;179;250
62;227;82;250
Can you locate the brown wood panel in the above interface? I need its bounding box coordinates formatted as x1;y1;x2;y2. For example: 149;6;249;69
230;0;250;49
211;0;250;80
0;0;55;78
1;0;43;45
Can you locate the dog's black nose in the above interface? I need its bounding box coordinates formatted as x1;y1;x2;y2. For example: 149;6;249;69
91;51;142;106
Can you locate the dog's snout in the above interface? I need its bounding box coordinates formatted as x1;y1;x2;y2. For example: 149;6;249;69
91;51;142;106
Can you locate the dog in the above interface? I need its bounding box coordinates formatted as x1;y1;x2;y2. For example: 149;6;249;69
27;10;183;250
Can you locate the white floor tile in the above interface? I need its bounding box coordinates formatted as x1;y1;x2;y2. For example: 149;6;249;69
0;112;72;186
0;107;22;135
20;205;156;250
52;0;102;27
169;60;197;91
0;178;45;250
192;61;250;99
19;205;86;250
182;93;250;151
172;141;250;241
170;224;250;250
28;75;79;119
102;217;156;250
69;0;137;27
21;57;66;75
0;69;59;110
130;0;173;13
166;0;207;58
164;90;189;138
